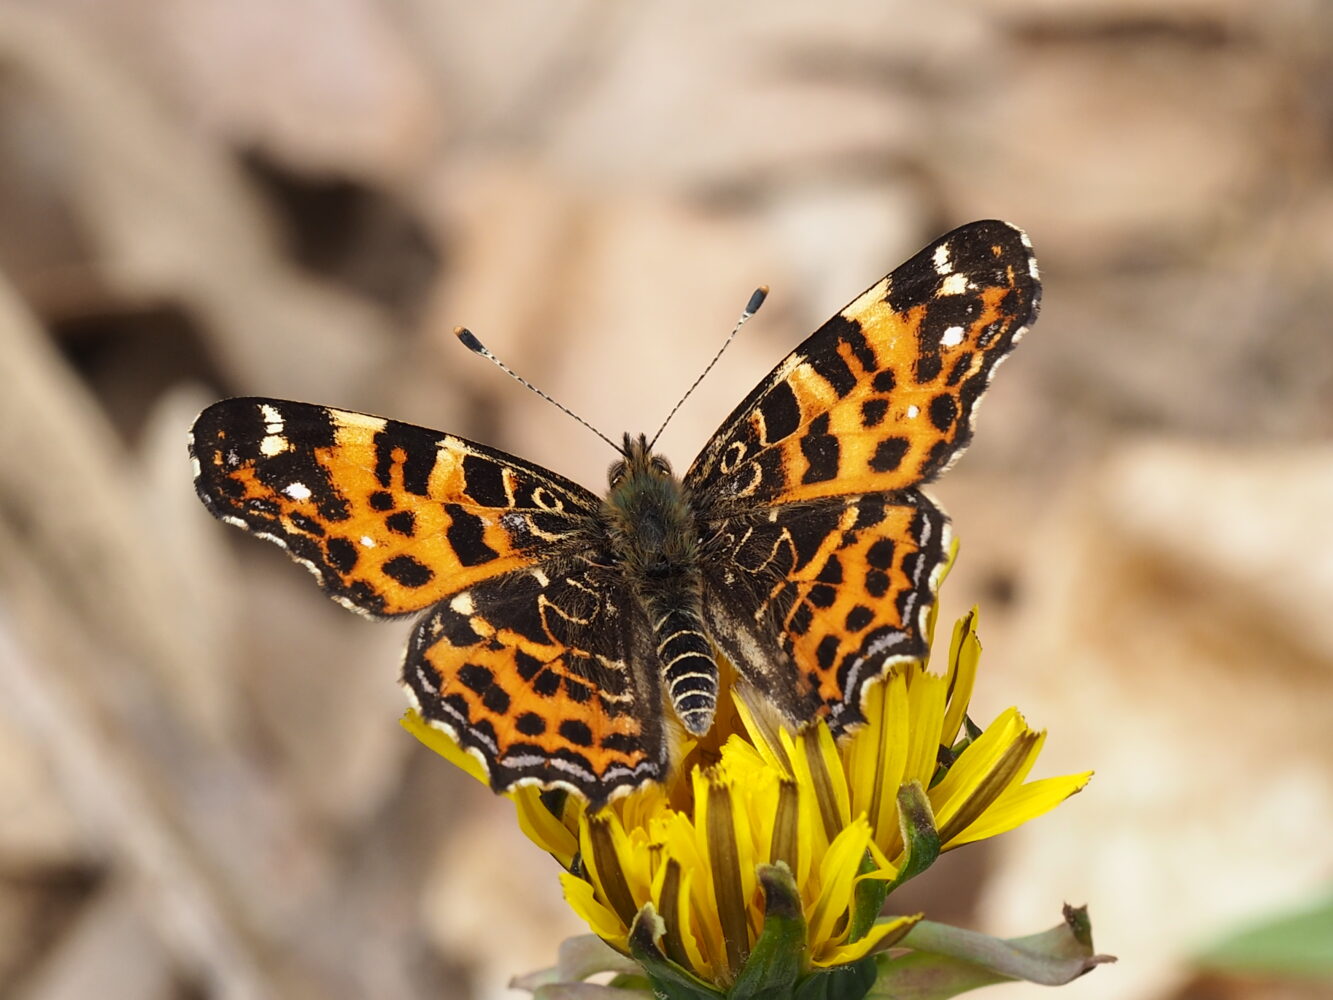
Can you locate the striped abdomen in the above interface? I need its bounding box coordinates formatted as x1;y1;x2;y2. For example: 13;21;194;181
654;608;718;735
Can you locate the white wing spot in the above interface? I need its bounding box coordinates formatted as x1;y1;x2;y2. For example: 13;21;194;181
932;243;952;274
451;592;475;614
261;435;289;457
283;482;312;500
940;326;965;347
906;404;920;418
360;535;376;548
940;273;969;296
259;403;284;433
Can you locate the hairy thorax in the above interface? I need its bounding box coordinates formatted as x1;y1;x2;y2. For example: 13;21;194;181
601;434;701;605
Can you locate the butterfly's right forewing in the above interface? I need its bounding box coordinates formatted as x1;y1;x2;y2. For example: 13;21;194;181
687;221;1040;507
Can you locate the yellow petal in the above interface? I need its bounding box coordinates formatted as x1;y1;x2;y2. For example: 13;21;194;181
855;836;901;885
603;811;655;911
903;669;948;787
947;772;1093;846
561;871;628;947
930;707;1028;824
399;710;489;786
847;669;911;858
809;723;852;830
731;690;791;773
787;725;850;851
813;913;922;967
676;866;715;983
940;610;981;746
932;711;1047;846
512;787;579;867
807;818;872;956
921;539;960;657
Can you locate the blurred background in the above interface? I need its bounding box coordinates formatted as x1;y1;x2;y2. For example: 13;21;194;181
0;2;1330;999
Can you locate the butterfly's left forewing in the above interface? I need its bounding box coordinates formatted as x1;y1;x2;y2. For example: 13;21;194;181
189;398;600;617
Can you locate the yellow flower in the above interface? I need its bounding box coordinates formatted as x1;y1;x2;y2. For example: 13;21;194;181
404;599;1092;994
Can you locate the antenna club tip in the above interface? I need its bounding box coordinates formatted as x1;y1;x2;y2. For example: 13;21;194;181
746;286;769;314
455;327;486;353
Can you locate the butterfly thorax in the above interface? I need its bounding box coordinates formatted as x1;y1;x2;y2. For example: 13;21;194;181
602;434;700;586
602;433;717;735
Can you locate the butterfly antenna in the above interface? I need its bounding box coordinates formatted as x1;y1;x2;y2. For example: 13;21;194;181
648;285;768;450
454;327;624;454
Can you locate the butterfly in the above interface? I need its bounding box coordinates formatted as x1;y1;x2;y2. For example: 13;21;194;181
189;220;1040;805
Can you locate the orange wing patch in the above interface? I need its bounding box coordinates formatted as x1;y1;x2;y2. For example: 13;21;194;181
190;400;598;617
403;563;666;801
688;220;1039;507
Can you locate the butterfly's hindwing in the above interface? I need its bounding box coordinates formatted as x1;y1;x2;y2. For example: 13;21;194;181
702;491;950;733
403;561;666;802
189;399;600;617
687;220;1039;507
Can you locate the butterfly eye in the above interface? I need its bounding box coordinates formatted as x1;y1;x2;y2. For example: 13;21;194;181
650;456;671;476
608;461;627;488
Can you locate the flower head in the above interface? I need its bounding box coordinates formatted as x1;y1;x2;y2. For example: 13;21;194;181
405;593;1092;995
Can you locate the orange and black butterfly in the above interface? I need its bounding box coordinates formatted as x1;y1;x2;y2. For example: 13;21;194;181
190;220;1040;805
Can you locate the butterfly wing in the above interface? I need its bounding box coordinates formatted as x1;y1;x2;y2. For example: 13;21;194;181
700;492;950;732
688;221;1039;731
404;559;665;803
190;398;601;618
686;220;1040;506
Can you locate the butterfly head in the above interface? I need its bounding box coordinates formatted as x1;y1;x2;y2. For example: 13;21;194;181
608;433;672;488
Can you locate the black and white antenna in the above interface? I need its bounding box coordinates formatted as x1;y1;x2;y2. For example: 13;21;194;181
453;327;623;454
457;284;768;456
647;285;768;449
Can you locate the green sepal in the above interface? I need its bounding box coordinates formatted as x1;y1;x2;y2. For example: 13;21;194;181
850;782;939;940
791;956;877;1000
848;851;889;943
868;906;1114;998
728;862;807;1000
891;782;941;888
627;903;727;1000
